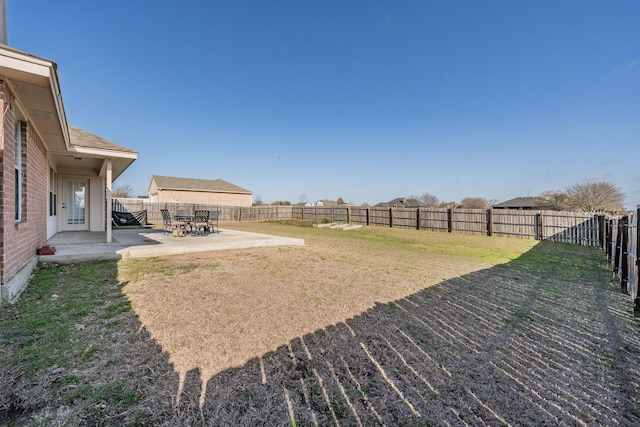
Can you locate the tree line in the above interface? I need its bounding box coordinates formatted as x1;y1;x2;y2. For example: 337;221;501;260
412;180;625;213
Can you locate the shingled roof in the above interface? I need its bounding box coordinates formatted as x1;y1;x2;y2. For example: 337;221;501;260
375;197;427;208
68;125;137;153
150;175;251;194
493;197;547;209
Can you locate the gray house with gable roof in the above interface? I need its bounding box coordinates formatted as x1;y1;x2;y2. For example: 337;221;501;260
493;197;547;210
148;175;253;207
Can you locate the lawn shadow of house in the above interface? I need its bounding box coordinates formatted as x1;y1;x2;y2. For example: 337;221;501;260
0;261;180;425
169;242;640;425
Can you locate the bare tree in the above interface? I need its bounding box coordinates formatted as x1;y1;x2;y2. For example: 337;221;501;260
459;197;488;209
565;181;625;212
112;184;134;198
298;194;308;204
253;196;265;206
419;193;439;207
538;191;571;211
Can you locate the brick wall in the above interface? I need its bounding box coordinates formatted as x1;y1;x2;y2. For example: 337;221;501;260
1;85;48;287
0;87;6;284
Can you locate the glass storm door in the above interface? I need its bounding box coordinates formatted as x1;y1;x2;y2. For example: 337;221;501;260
62;179;89;231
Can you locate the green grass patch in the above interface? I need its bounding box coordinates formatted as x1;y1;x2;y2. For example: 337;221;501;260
67;380;141;407
510;309;534;322
248;222;539;265
106;300;132;318
264;219;315;227
1;262;119;374
0;260;145;424
512;241;608;280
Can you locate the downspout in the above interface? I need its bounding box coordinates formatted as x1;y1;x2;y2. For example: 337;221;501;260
106;158;112;243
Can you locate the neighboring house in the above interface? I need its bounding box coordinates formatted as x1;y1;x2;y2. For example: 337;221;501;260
375;198;427;208
493;197;547;210
0;35;138;303
148;175;252;207
316;200;337;207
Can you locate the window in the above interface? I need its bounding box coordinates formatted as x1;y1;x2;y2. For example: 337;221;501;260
49;168;57;216
14;121;22;221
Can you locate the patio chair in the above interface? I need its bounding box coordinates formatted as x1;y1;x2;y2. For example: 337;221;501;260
208;210;221;234
160;209;171;234
193;210;210;235
160;209;179;235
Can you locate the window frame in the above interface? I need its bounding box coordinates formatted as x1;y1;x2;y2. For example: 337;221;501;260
49;167;57;217
14;120;22;222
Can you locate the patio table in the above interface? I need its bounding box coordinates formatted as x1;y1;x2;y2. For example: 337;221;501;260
173;213;195;236
173;213;208;236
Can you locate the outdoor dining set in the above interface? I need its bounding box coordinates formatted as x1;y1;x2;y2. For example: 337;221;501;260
160;209;220;236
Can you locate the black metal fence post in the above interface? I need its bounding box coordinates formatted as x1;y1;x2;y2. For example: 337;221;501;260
606;218;613;263
621;216;629;294
615;218;623;280
635;206;640;317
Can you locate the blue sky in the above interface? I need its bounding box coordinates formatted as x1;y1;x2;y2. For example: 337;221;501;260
8;1;640;207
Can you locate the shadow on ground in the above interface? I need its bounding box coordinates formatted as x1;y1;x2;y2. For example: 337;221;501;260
3;242;640;426
174;243;640;425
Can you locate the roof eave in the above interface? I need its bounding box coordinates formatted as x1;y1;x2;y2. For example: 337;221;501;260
70;145;138;159
99;156;137;181
0;46;70;151
156;187;251;195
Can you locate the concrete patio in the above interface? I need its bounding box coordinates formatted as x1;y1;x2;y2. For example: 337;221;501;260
40;227;304;263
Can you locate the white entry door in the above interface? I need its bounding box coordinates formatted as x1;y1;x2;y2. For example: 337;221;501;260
61;178;89;231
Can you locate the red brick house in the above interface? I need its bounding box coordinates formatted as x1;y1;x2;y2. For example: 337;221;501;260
0;34;137;303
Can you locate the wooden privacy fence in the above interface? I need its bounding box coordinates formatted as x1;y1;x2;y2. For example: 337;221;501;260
114;200;603;246
113;200;294;224
296;206;602;246
604;206;640;316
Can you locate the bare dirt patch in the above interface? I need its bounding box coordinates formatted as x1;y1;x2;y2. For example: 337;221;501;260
2;223;640;425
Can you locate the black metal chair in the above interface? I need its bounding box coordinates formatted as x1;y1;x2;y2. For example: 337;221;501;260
208;210;221;233
193;210;210;235
160;209;174;235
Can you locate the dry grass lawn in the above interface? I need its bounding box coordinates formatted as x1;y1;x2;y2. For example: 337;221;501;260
120;224;535;385
2;222;640;425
